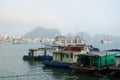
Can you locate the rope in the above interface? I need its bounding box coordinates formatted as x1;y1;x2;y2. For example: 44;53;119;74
0;73;45;79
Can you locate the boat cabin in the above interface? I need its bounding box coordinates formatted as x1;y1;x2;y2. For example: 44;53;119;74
76;52;116;68
28;48;44;57
105;49;120;68
53;45;91;63
116;55;120;68
23;48;53;61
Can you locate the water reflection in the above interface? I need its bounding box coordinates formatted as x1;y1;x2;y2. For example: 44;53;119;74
42;66;113;80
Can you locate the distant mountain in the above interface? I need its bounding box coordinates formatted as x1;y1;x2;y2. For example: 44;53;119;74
24;27;120;43
24;27;61;38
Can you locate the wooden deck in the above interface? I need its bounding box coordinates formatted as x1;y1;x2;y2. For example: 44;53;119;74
69;65;96;73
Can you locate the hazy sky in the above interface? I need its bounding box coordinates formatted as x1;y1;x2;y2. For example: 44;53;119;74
0;0;120;37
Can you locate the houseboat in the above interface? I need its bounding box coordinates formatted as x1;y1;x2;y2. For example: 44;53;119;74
23;47;53;61
42;44;95;67
69;51;116;75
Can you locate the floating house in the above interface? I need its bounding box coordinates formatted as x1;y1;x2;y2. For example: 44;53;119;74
23;48;53;61
70;51;116;73
42;44;93;67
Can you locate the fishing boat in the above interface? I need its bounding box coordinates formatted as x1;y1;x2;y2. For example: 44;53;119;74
42;44;94;67
23;47;53;61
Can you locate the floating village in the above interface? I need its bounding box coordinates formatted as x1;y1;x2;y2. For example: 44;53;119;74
21;35;120;78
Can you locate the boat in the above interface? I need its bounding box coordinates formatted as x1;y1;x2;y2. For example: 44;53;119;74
52;36;86;46
101;40;112;44
42;44;94;67
116;55;120;68
12;38;28;44
105;49;120;53
69;51;116;75
89;45;100;53
105;49;120;56
23;47;53;61
42;61;72;67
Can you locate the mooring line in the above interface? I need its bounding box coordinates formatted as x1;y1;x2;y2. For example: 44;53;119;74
0;73;45;78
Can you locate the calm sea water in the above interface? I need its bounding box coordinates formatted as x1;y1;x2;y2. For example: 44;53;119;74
0;42;119;80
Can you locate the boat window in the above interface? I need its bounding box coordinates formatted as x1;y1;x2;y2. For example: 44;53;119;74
74;55;76;58
66;55;69;58
111;59;113;62
62;54;64;58
100;57;102;66
71;55;73;58
105;60;107;64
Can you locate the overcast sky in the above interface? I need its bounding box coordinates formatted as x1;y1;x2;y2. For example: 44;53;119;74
0;0;120;37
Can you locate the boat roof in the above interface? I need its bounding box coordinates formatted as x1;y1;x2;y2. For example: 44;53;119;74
78;51;116;57
62;44;90;51
29;48;45;51
105;49;120;52
53;51;85;55
29;47;54;51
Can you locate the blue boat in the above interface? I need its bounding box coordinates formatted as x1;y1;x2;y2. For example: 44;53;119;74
23;47;53;61
42;61;72;67
105;49;120;56
106;49;120;52
89;48;99;53
38;55;53;61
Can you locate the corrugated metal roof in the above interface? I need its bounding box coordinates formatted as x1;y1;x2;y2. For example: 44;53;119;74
93;51;116;56
53;51;87;55
53;51;80;54
78;51;116;57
